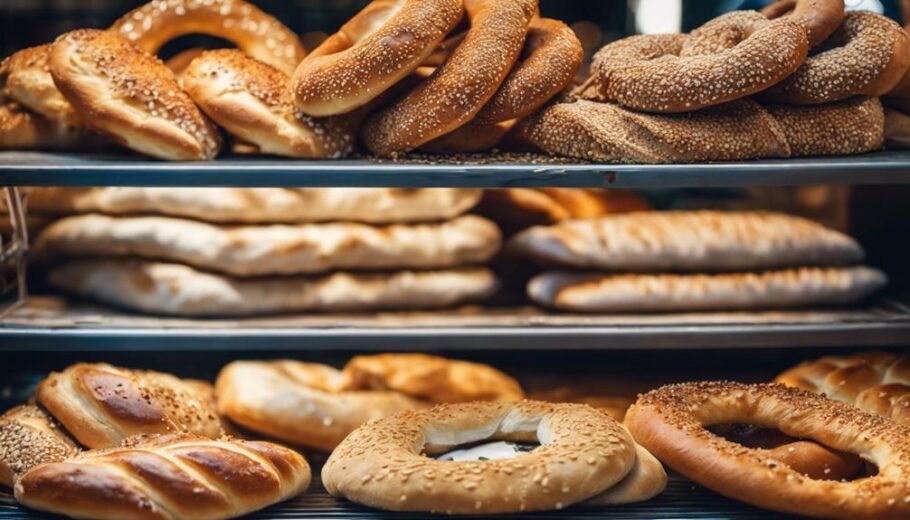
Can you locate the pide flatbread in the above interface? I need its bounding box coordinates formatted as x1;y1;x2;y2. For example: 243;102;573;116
528;267;887;313
34;214;501;276
48;259;499;317
25;188;482;224
509;211;864;272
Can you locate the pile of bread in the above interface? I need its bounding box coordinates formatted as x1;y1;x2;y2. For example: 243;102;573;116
4;0;910;163
27;187;502;316
3;350;910;519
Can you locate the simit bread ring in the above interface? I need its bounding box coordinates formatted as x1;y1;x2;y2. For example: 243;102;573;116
110;0;305;75
761;12;910;105
293;0;464;117
473;18;583;125
362;0;538;157
1;44;81;128
323;401;638;514
761;0;845;48
49;29;222;161
182;50;355;159
626;382;910;520
588;12;807;113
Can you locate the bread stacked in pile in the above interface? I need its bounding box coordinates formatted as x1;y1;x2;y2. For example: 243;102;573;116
30;188;502;316
509;211;888;312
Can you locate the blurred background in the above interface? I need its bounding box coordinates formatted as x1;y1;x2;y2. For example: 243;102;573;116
0;0;903;57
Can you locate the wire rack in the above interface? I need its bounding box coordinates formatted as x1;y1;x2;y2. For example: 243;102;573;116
0;187;28;319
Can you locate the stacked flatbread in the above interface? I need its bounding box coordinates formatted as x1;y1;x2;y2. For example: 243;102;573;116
33;188;502;317
508;211;887;313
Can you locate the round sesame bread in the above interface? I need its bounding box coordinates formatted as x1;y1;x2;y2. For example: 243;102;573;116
765;96;885;157
1;44;81;128
419;119;517;153
761;0;845;48
0;405;80;488
293;0;463;117
626;381;910;519
110;0;305;76
472;17;583;125
588;12;808;113
49;29;222;161
322;401;637;514
362;0;538;157
182;49;355;159
761;12;910;105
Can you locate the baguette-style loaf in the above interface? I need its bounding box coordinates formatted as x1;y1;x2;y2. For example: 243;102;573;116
776;351;910;425
0;404;80;487
15;434;310;520
36;364;225;449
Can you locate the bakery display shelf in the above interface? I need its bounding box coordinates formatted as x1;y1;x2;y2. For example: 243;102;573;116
1;296;908;351
0;474;782;520
3;150;910;188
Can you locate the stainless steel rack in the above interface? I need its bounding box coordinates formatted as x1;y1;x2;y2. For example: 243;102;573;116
2;296;908;351
3;151;910;187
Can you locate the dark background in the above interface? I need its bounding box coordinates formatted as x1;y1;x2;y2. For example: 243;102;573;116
1;0;906;58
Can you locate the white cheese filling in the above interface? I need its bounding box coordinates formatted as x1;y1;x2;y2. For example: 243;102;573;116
437;441;539;462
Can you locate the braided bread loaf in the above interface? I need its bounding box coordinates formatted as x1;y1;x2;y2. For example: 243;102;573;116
15;434;311;520
776;351;910;425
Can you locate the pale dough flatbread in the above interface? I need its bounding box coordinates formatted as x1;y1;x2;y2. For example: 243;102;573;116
34;214;501;276
509;211;864;272
49;259;499;317
25;188;482;224
528;267;887;313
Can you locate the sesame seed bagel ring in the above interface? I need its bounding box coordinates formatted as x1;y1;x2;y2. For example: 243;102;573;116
363;0;539;157
473;18;583;125
110;0;305;76
182;50;355;159
626;381;910;520
49;29;222;161
323;401;637;514
293;0;464;117
1;44;82;128
761;0;845;48
761;12;910;105
588;12;808;113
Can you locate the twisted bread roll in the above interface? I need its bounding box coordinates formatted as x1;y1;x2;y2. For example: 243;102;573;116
182;50;356;159
111;0;305;76
776;351;910;425
49;29;222;161
15;434;311;520
37;363;225;449
0;405;80;488
523;97;883;164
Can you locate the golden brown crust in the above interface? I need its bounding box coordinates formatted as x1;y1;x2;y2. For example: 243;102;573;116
419;119;517;154
362;0;538;157
776;351;910;426
626;382;910;519
341;353;524;403
761;0;846;48
0;101;89;150
1;44;81;127
110;0;305;75
0;405;80;488
36;363;225;449
323;401;637;514
761;12;910;105
766;96;885;157
15;434;311;520
293;0;464;117
588;13;808;113
49;29;222;161
473;18;583;125
182;50;355;159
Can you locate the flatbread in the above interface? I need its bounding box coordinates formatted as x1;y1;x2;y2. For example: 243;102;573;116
509;211;864;272
48;259;500;317
24;187;482;224
528;267;887;313
34;214;501;276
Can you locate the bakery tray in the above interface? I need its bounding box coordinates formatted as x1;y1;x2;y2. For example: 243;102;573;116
2;151;910;188
0;474;787;519
1;296;908;351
